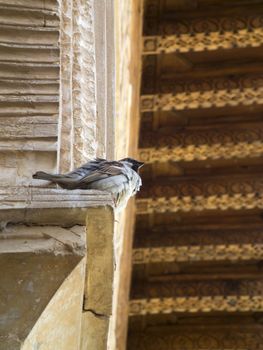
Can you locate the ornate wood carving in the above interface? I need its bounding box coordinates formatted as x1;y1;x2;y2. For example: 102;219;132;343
129;295;263;315
143;27;263;55
159;75;263;94
128;328;263;349
140;142;263;163
156;15;263;36
140;176;263;198
141;126;263;148
134;228;263;248
139;126;263;163
133;244;263;264
136;193;263;214
141;87;263;112
131;279;263;299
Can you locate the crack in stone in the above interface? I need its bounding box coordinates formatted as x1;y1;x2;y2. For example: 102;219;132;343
85;309;109;320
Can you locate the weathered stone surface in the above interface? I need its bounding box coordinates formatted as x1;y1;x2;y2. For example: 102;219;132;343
0;187;113;226
81;311;109;350
84;206;114;315
22;258;86;350
0;253;84;350
109;1;143;349
0;1;59;184
0;225;86;256
59;0;97;172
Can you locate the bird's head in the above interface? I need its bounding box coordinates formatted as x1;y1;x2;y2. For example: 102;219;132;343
120;158;144;172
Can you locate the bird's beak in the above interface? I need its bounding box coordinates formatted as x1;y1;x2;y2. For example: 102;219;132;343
137;161;144;169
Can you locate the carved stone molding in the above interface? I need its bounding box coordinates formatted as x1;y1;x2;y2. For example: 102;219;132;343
136;193;263;214
58;0;97;172
0;186;113;225
141;87;263;112
0;225;86;256
133;244;263;264
129;296;263;315
143;27;263;55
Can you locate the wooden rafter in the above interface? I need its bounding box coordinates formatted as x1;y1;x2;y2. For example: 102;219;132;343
133;244;263;264
129;296;263;315
143;28;263;55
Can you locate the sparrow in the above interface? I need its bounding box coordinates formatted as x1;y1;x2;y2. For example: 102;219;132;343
33;158;144;211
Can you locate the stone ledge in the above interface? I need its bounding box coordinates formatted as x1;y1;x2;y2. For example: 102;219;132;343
0;225;86;256
0;186;114;225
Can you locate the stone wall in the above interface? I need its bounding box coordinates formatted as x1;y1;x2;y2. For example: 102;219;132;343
109;1;143;349
0;1;116;349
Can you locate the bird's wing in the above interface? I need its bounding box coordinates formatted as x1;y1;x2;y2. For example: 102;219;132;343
78;161;128;184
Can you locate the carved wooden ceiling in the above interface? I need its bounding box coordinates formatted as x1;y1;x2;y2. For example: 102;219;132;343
127;0;263;349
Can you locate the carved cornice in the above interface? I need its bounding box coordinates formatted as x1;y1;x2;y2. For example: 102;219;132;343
0;186;113;225
141;87;263;112
140;142;263;163
133;244;263;264
143;27;263;55
136;193;263;214
129;296;263;315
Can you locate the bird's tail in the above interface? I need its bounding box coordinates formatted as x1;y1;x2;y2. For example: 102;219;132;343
32;171;61;181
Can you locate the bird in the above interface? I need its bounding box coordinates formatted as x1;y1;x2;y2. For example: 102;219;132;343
33;157;144;211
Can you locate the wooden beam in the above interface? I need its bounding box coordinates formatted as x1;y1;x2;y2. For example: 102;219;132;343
134;227;263;248
136;193;263;214
133;244;263;264
138;173;263;198
129;296;263;315
143;28;263;55
128;325;263;349
152;13;263;36
141;87;263;112
139;124;263;163
131;276;263;299
140;143;263;163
